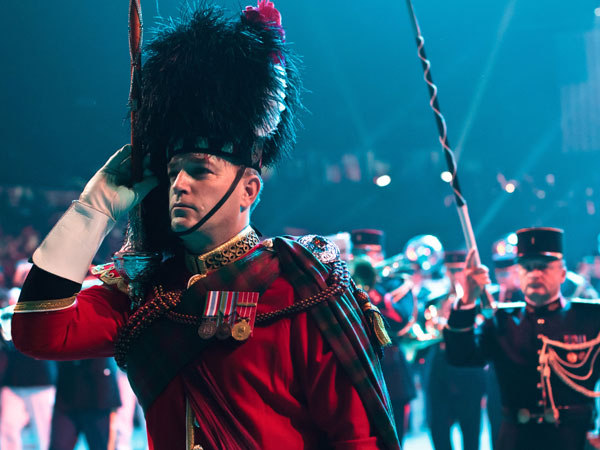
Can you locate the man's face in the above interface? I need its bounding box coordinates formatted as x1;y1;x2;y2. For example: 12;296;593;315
518;257;566;305
167;153;244;236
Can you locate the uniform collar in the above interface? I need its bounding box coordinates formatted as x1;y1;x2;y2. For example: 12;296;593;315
183;226;260;276
525;296;566;315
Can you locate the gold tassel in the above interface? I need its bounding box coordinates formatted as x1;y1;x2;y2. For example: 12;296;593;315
363;302;392;347
373;311;392;347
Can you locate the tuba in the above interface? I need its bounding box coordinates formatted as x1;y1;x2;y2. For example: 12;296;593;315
399;235;453;361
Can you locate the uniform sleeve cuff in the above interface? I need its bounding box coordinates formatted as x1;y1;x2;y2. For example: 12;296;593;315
32;201;116;284
13;296;77;313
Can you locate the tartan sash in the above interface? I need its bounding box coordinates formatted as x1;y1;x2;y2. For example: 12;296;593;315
273;237;400;450
124;246;280;410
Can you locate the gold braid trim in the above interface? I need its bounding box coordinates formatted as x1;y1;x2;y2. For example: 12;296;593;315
13;296;77;313
538;332;600;423
184;226;260;275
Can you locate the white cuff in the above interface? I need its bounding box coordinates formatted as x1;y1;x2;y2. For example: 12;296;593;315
32;201;116;284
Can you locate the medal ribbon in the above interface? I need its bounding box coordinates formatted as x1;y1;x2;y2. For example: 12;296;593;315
203;291;220;320
218;292;237;326
235;292;259;330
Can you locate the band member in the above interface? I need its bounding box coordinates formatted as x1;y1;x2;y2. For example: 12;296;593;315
49;358;121;450
350;229;416;444
0;262;56;450
445;227;600;450
420;247;485;450
11;3;399;449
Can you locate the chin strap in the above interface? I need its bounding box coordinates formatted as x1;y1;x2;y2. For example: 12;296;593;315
174;166;246;237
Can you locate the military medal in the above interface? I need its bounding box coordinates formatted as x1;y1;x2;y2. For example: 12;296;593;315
198;291;220;339
232;292;259;341
216;322;232;340
216;292;237;340
198;320;217;339
232;320;252;341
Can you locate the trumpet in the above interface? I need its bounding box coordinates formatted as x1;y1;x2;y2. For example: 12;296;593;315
350;253;413;291
374;253;413;278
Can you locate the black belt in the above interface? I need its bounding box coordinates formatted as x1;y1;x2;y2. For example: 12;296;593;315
503;405;594;425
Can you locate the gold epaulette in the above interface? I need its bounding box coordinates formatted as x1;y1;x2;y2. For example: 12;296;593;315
13;296;77;313
90;262;129;294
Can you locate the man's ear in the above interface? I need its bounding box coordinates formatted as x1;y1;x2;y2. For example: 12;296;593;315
240;171;262;209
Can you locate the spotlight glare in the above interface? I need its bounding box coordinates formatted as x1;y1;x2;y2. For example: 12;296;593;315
375;175;391;187
440;171;453;183
505;182;516;193
507;233;518;245
595;7;600;16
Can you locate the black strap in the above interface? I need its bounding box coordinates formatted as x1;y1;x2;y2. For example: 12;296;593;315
174;166;246;237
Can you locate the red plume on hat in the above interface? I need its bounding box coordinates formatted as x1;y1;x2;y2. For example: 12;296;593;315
244;1;286;64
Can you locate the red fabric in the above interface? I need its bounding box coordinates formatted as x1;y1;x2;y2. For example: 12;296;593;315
12;285;130;360
13;277;381;449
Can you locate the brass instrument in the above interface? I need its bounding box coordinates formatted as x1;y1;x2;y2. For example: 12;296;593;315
349;242;457;361
401;280;452;362
398;235;451;361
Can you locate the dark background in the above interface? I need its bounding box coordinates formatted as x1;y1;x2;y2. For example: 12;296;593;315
1;0;600;267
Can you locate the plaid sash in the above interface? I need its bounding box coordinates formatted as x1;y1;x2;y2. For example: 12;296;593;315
273;237;400;450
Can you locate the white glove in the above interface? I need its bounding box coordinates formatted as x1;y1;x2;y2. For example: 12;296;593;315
33;146;158;284
79;145;158;221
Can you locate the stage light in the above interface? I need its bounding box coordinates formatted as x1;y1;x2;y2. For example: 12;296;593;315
375;175;391;187
507;233;518;245
595;7;600;16
505;182;516;193
440;171;453;183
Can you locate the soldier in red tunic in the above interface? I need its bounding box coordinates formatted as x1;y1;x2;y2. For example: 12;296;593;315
11;2;400;449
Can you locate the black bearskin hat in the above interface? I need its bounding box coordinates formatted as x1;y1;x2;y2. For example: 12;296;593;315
137;1;302;254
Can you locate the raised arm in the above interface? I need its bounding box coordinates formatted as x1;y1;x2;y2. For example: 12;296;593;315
12;146;157;359
444;248;494;367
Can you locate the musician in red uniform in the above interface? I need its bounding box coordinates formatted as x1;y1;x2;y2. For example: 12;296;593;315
11;3;400;449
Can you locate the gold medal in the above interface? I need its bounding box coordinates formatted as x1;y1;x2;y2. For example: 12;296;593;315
232;320;252;341
197;320;217;339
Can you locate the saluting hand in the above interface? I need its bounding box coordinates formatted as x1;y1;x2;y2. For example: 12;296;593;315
79;145;158;222
460;248;491;307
